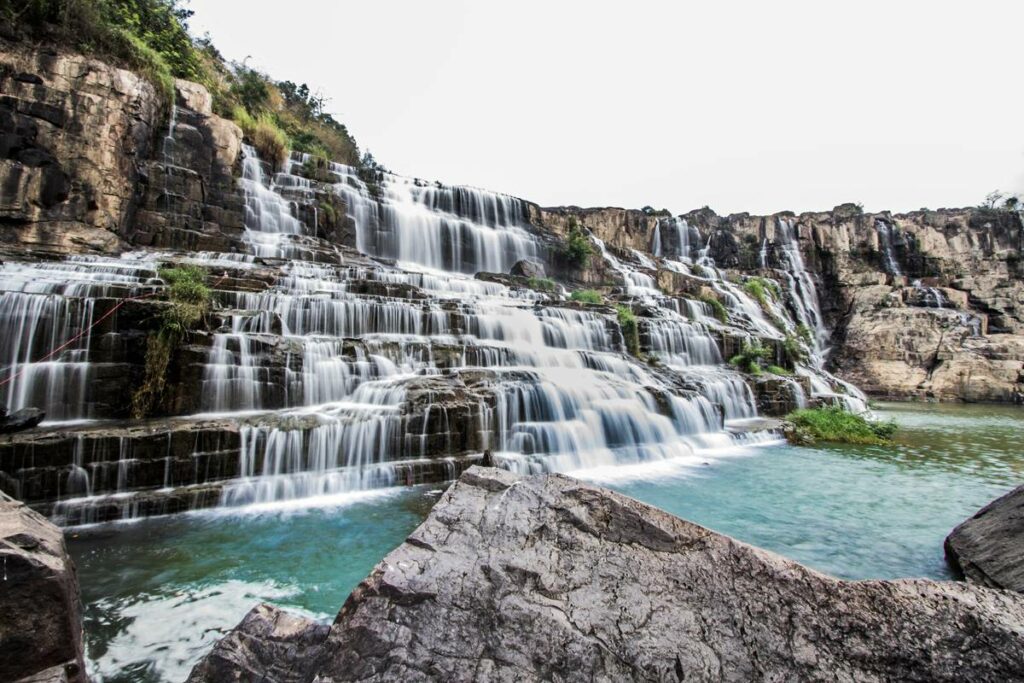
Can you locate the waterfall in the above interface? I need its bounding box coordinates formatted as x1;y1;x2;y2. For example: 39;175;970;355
651;217;692;261
875;219;902;276
775;218;827;351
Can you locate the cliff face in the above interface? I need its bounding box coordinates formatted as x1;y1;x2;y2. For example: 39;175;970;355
528;203;1024;402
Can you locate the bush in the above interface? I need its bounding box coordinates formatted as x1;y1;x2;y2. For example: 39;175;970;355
729;341;770;375
785;406;897;446
743;276;781;309
617;304;640;357
570;289;603;304
697;294;728;323
796;323;814;346
562;218;593;269
132;265;210;417
765;364;793;376
250;114;290;169
782;333;809;366
527;276;557;293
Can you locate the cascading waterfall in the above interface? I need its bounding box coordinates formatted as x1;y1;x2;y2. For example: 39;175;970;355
875;219;902;277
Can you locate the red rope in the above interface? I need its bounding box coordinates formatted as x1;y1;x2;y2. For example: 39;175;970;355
0;272;229;390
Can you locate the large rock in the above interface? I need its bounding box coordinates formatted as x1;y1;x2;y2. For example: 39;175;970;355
192;467;1024;682
0;493;86;683
946;484;1024;591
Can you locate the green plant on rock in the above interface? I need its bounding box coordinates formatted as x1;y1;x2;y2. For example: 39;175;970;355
795;323;814;346
527;276;557;293
570;289;604;305
784;406;896;446
765;364;793;376
562;218;593;269
697;294;728;323
131;265;211;418
782;333;809;366
743;276;781;309
617;304;640;357
729;341;770;376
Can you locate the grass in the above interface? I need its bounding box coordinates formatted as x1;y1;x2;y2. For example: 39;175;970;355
782;333;809;366
570;289;604;304
743;276;781;309
527;276;557;293
697;294;729;323
729;341;770;375
233;111;290;169
765;364;793;376
785;406;897;446
132;265;210;418
617;304;640;357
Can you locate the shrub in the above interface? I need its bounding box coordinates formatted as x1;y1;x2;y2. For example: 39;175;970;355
570;289;603;305
765;364;793;376
562;218;593;269
796;323;814;346
785;406;897;446
782;333;809;366
697;294;728;323
729;341;770;375
132;265;210;418
527;276;557;292
248;113;290;169
691;263;708;278
617;305;640;357
743;276;781;309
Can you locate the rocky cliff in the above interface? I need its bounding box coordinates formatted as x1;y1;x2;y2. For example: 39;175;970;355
188;467;1024;682
0;492;86;683
946;484;1024;592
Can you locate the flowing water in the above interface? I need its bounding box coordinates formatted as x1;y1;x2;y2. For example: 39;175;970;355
68;401;1024;682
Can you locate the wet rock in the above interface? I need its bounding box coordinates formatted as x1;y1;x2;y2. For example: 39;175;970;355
0;493;86;683
186;603;328;683
509;258;545;278
945;484;1024;591
0;407;45;434
301;467;1024;681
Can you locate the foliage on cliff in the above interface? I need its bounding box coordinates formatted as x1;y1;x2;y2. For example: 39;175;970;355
785;406;896;446
2;0;362;166
131;265;210;418
616;305;640;357
561;217;593;269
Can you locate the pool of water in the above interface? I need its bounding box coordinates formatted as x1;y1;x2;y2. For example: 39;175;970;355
68;402;1024;681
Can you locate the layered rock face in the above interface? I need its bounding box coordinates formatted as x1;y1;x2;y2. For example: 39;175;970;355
0;493;86;683
189;467;1024;682
946;484;1024;592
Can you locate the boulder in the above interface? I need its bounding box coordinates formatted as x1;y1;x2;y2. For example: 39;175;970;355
185;603;329;683
194;467;1024;682
0;493;86;683
0;407;45;434
945;484;1024;591
509;259;545;278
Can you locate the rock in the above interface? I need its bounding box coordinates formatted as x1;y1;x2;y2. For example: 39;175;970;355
197;467;1024;681
945;484;1024;591
185;603;328;683
0;493;86;683
0;407;45;433
509;258;545;278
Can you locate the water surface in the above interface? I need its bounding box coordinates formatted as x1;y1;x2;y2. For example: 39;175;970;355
69;402;1024;681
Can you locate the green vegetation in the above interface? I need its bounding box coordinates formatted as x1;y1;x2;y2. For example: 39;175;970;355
131;265;210;418
570;289;604;305
526;276;557;293
697;294;728;323
641;206;672;217
795;323;814;346
690;263;708;278
743;276;781;309
4;0;362;166
729;341;770;375
562;217;593;269
616;305;640;357
785;406;897;446
782;332;809;366
765;364;793;376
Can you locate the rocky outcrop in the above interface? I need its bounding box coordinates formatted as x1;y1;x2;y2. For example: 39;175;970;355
191;467;1024;682
946;484;1024;592
0;41;161;257
0;493;86;683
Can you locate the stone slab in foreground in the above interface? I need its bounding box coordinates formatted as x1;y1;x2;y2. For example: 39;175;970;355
945;483;1024;592
0;493;86;683
191;467;1024;682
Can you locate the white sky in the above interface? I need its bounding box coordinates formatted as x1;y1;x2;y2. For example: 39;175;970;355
189;0;1024;215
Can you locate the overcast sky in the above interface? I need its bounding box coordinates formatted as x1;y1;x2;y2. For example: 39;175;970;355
189;0;1024;215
